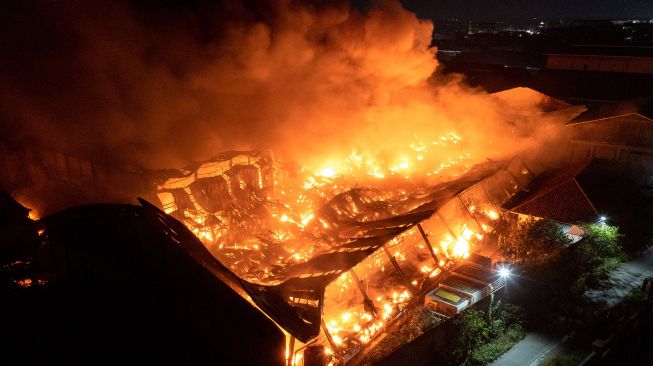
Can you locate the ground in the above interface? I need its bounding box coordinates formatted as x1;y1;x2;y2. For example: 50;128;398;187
584;246;653;308
489;333;561;366
491;247;653;366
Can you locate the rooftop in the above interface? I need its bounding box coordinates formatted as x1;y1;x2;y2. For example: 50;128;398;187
504;160;598;223
570;96;653;123
547;45;653;58
430;288;467;306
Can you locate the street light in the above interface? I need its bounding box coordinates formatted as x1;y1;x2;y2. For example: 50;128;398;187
498;267;511;301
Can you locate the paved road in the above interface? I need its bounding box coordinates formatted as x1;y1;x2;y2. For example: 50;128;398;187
493;248;653;366
584;247;653;308
489;332;560;366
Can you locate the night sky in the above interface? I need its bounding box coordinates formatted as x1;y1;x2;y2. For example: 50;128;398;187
398;0;653;21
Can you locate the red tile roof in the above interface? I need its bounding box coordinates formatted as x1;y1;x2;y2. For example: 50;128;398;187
507;160;598;223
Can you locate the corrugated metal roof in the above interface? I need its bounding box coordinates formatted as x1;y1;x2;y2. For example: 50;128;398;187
454;263;502;284
441;274;487;293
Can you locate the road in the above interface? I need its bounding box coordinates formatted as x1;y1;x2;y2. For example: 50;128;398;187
492;247;653;366
584;247;653;308
489;332;561;366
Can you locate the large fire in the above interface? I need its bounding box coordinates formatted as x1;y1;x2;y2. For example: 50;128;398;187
155;129;513;364
0;0;562;364
0;0;603;364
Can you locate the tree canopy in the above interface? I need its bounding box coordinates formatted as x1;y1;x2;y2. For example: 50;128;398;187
499;216;572;265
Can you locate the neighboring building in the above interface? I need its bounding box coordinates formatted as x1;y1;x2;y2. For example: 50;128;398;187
565;97;653;170
545;53;653;74
503;155;649;233
526;68;653;101
545;46;653;75
503;160;598;224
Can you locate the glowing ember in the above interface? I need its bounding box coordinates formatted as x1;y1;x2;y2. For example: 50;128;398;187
485;209;499;220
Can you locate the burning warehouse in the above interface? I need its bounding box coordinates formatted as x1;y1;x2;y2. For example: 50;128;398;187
151;149;542;364
0;91;583;365
0;0;593;365
2;150;534;365
0;144;552;365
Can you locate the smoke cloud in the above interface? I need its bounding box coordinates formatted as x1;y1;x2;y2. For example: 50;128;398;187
0;0;552;171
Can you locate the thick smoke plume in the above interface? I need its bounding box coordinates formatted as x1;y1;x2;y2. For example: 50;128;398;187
0;0;551;172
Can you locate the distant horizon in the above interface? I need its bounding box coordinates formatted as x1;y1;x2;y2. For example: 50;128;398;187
429;17;653;23
396;0;653;23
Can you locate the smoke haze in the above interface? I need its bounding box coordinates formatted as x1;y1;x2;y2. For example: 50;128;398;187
0;0;553;171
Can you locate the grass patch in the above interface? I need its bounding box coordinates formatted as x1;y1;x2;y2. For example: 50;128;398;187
448;301;526;366
465;325;526;366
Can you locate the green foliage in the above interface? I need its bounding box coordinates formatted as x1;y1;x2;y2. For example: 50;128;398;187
466;325;526;366
573;162;653;256
494;303;523;328
450;301;525;365
572;223;624;291
514;223;627;331
499;216;572;265
575;224;623;266
453;309;488;359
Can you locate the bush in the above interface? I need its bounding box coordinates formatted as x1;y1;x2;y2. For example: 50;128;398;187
453;309;488;359
571;223;624;292
466;325;526;366
515;223;627;330
450;301;526;365
574;224;623;268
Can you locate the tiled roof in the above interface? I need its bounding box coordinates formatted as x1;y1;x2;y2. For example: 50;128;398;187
506;160;598;223
511;180;597;223
515;160;590;202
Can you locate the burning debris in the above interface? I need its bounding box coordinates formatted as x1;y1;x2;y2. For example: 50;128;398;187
153;149;534;364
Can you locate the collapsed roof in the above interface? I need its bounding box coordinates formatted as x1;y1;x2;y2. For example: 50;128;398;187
154;154;513;342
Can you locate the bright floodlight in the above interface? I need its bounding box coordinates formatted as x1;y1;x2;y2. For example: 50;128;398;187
600;216;607;221
499;268;511;278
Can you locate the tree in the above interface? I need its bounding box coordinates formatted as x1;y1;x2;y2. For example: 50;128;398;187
574;223;623;268
571;223;624;290
449;303;526;366
498;216;572;265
